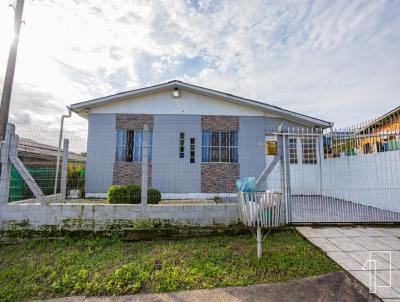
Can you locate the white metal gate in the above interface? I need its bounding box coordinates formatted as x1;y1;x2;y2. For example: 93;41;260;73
277;124;400;224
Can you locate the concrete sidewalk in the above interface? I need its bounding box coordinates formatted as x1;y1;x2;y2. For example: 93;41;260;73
297;226;400;301
37;272;378;302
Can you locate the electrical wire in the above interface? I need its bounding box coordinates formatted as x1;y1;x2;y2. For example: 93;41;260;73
315;4;400;100
51;56;131;92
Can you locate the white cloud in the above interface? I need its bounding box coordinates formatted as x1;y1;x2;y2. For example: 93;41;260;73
0;0;398;127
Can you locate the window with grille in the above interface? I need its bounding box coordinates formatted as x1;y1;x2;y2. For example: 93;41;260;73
202;131;238;163
116;129;152;162
125;130;135;161
289;138;298;164
301;138;317;164
190;138;195;163
179;132;185;158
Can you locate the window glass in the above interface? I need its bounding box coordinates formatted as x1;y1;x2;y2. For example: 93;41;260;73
126;130;135;162
190;138;195;163
116;129;126;161
301;138;317;164
203;130;238;163
202;131;211;162
211;131;220;162
116;129;152;162
289;138;298;164
220;132;229;162
179;132;185;158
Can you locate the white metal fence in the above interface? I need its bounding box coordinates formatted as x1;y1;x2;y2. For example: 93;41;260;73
283;117;400;223
4;116;400;224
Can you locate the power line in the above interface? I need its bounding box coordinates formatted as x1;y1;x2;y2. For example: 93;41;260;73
51;56;131;92
315;4;400;100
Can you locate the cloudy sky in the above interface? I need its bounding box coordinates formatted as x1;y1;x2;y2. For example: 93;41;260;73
0;0;399;127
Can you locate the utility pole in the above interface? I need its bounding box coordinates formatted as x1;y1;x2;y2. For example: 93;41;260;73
0;0;25;140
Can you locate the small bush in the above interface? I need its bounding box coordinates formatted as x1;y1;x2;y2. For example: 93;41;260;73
107;185;129;204
107;185;161;204
147;188;161;204
126;184;141;204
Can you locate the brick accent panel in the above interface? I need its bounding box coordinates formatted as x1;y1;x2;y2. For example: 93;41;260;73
201;163;240;193
113;162;152;187
116;114;154;129
201;115;239;131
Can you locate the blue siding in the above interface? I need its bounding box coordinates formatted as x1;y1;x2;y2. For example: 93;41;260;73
84;113;309;194
85;114;116;193
239;116;265;179
239;116;306;182
152;115;202;193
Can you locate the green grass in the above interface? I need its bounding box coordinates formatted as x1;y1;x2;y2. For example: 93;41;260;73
0;229;340;301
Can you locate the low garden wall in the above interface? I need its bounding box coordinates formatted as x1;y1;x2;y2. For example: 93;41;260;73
0;202;240;236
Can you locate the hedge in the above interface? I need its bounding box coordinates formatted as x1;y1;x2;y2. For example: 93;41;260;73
148;188;161;204
107;185;161;204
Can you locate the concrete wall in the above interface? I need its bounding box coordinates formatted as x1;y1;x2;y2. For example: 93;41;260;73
288;148;400;213
85;114;116;193
0;203;239;231
320;150;400;212
152;115;202;193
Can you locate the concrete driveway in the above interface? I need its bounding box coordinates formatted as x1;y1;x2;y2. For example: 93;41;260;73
297;226;400;301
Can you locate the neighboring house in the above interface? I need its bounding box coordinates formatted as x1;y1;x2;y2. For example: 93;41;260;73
10;138;86;202
359;105;400;154
70;80;331;199
18;137;86;166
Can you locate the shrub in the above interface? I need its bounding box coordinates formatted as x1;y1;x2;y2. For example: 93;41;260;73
126;184;141;204
147;188;161;204
107;185;161;204
67;164;85;198
107;185;129;204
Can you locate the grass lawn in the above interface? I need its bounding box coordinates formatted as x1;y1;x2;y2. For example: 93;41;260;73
0;229;340;301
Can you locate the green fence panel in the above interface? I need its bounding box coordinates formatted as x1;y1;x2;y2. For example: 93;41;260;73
9;166;57;202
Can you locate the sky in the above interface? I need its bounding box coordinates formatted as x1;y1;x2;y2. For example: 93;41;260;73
0;0;399;128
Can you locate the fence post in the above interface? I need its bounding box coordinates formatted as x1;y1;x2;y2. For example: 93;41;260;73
318;132;324;196
60;139;69;201
141;124;149;214
278;132;291;224
0;123;14;205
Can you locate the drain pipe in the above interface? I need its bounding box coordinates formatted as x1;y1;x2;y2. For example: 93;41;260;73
53;106;72;194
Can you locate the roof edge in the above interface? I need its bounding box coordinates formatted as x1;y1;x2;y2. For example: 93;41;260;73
70;80;332;128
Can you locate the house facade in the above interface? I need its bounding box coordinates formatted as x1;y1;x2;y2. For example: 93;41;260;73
359;105;400;154
71;81;331;198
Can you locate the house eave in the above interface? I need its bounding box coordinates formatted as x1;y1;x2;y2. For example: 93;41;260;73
70;80;333;128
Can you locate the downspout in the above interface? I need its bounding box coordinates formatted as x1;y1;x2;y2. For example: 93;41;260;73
53;106;72;194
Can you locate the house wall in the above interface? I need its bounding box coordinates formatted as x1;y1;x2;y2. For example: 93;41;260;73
90;89;270;117
113;162;152;187
85;112;313;196
152;115;202;193
85;114;116;194
200;116;240;193
112;114;154;186
239;116;265;181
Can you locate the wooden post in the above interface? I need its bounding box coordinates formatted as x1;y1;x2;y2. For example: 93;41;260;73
0;124;14;205
141;125;149;213
60;139;69;201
